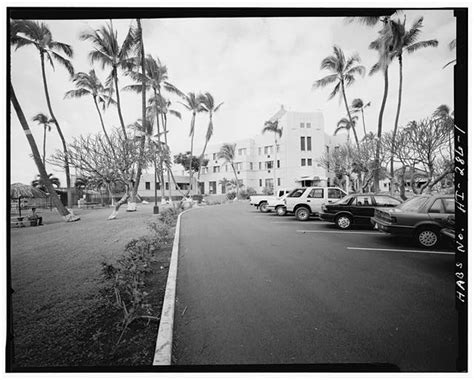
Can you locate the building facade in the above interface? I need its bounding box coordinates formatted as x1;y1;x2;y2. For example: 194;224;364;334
136;106;346;198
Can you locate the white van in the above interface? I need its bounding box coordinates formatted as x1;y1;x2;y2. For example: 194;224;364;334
284;187;347;221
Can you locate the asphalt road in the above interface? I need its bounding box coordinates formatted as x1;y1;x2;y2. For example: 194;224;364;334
172;202;458;370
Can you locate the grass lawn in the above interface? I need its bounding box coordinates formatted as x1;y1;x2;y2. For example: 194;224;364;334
9;203;174;368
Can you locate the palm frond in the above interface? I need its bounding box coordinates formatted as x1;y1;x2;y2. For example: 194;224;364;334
312;74;339;89
64;88;91;99
328;81;341;100
405;39;438;54
50;51;74;76
50;40;73;57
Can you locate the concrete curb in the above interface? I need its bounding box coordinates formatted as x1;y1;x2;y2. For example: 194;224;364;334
153;208;193;365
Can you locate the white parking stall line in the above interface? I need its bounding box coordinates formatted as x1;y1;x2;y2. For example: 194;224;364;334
271;221;326;224
297;230;379;235
347;247;454;255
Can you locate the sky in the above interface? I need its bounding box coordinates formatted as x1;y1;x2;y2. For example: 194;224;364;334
9;9;456;186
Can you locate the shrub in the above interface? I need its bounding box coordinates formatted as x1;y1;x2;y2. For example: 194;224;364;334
226;190;237;200
156;207;179;227
262;186;274;195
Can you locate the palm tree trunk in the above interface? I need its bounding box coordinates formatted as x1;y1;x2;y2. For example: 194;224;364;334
113;69;128;139
42;126;47;168
92;96;115;156
373;66;389;192
40;52;72;207
10;82;73;220
273;134;277;193
231;163;240;199
390;55;403;195
341;82;359;149
131;18;147;207
361;108;367;137
187;112;196;196
154;90;166;202
197;114;213;196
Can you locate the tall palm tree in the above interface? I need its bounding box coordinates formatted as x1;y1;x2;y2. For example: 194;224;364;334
32;113;54;167
64;69;116;148
217;143;240;199
368;20;396;192
388;16;438;193
12;19;74;203
179;92;204;195
32;173;60;191
80;21;135;139
262;120;283;194
198;92;224;192
351;98;370;137
313;45;365;149
335;116;359;142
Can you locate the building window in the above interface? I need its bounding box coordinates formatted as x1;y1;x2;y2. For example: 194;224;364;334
156;182;160;190
145;182;150;190
300;136;305;151
259;179;262;187
301;158;306;166
165;182;169;190
209;181;217;194
249;162;253;170
213;166;220;173
212;153;217;160
258;147;262;155
307;158;312;166
221;183;226;194
259;162;262;170
235;162;243;171
307;137;312;151
238;148;247;156
306;122;311;128
264;145;273;155
276;144;280;153
300;122;305;128
265;161;273;169
277;160;280;168
265;178;274;189
277;178;281;186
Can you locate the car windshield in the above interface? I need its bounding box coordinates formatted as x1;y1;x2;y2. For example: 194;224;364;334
397;197;429;212
333;194;353;205
288;188;305;198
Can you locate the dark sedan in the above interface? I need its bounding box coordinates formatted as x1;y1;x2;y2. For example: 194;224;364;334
320;193;402;229
371;194;455;248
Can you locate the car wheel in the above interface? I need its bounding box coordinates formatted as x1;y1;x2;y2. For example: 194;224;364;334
259;202;269;213
416;227;439;248
276;205;287;216
336;215;352;230
295;206;310;221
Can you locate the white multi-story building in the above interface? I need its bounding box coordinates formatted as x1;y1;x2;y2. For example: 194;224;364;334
137;106;346;198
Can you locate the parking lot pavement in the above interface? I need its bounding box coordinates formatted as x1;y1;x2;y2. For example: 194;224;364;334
173;203;457;370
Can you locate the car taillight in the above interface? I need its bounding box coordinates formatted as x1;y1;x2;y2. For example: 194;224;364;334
391;216;397;223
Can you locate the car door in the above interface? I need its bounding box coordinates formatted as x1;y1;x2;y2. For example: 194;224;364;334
349;195;375;225
306;188;324;214
427;197;453;226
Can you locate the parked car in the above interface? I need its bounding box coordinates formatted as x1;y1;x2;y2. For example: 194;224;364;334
371;194;455;248
249;188;292;212
320;193;402;229
267;192;291;216
284;187;347;221
440;214;455;247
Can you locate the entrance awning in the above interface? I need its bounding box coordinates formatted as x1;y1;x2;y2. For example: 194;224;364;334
295;176;327;182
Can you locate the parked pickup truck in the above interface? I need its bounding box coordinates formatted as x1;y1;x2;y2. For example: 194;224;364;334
250;188;292;213
284;186;347;221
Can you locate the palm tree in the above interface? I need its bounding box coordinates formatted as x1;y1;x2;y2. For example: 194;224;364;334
32;173;60;191
217;143;240;199
32;113;54;167
80;21;135;139
443;39;456;69
64;70;116;148
351;98;370;137
179;92;204;195
198;93;224;192
262;120;283;194
313;45;365;149
387;16;438;193
335;116;359;142
12;20;74;204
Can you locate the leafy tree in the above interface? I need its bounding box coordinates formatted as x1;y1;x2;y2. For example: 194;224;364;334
351;98;370;137
32;113;54;167
64;69;116;149
12;19;75;203
80;21;135;139
217;143;240;199
313;45;365;148
386;16;438;193
197;92;224;192
262;120;283;194
179;93;205;195
174;152;207;175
